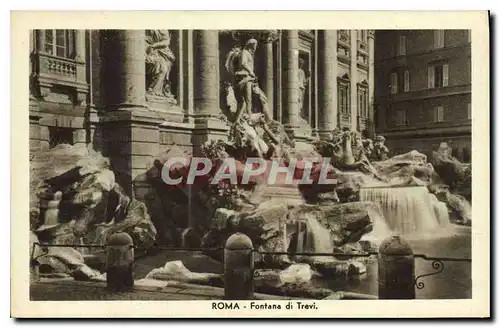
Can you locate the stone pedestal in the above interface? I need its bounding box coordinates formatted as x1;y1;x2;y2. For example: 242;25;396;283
99;109;162;196
317;30;338;139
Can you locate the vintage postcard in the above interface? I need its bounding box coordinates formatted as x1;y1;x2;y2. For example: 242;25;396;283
11;11;490;318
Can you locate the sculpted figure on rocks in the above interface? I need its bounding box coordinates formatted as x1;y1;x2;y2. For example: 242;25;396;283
314;129;384;181
372;135;389;161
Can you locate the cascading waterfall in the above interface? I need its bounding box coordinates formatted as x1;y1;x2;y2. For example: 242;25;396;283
360;186;451;236
360;203;392;243
429;193;451;227
302;214;335;262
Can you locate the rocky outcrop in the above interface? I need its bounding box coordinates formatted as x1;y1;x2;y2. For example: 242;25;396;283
202;200;292;267
289;202;377;246
144;261;343;299
30;144;157;253
430;185;471;225
202;199;379;273
35;245;104;281
431;147;471;202
145;261;223;286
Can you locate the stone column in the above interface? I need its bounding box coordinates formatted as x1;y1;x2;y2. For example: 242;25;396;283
258;31;278;114
368;30;376;136
75;30;86;62
99;30;160;197
101;30;147;109
281;30;300;136
193;30;219;118
317;30;338;140
182;30;194;123
36;30;46;53
74;29;88;106
192;30;227;154
350;30;359;130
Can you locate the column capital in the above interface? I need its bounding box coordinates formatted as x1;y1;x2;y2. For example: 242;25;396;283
258;30;279;43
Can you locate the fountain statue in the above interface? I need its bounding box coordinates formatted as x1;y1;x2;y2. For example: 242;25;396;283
145;29;176;104
431;142;471;199
298;58;309;121
372;135;389;161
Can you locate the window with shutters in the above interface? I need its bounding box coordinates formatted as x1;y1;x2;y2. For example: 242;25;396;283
403;70;410;92
433;106;444;123
390;72;398;94
398;35;406;56
428;63;449;89
395;110;407;126
43;29;75;58
434;30;445;49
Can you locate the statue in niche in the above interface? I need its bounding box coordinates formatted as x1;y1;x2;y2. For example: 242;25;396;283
225;38;273;122
223;38;292;159
298;58;310;122
145;30;176;102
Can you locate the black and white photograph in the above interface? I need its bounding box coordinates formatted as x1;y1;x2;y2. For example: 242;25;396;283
10;11;490;318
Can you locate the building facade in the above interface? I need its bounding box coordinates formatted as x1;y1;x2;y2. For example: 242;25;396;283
29;29;375;196
374;30;471;162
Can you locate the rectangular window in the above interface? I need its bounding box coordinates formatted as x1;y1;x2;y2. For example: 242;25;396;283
395;110;406;126
404;70;410;92
338;83;350;115
45;30;54;54
390;72;398;94
40;29;75;58
357;87;368;117
429;63;448;89
434;106;444;123
434;65;443;88
434;30;445;49
467;102;471;120
398;35;406;56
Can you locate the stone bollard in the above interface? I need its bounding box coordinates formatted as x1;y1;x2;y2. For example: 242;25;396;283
106;232;134;292
378;235;415;299
224;233;254;300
